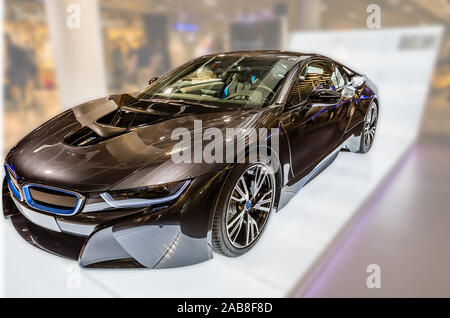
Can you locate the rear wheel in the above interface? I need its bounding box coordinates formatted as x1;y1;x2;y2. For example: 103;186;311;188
212;162;275;257
358;101;378;153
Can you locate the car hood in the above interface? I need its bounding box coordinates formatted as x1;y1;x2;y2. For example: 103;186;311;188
5;94;264;192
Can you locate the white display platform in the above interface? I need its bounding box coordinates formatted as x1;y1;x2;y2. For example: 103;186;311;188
1;27;443;297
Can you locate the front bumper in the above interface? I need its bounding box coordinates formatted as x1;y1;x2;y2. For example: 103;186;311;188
2;171;227;268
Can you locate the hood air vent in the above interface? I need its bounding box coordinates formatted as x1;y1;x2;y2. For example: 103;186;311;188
96;108;162;129
65;108;165;147
64;126;104;147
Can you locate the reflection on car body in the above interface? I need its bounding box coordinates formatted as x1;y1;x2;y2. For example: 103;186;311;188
3;50;379;268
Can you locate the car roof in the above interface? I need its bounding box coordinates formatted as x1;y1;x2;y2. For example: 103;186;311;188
204;50;317;60
200;50;360;75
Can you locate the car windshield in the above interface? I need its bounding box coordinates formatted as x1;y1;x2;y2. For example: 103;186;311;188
137;55;295;108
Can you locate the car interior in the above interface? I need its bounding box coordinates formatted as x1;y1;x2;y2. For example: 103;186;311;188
144;57;295;107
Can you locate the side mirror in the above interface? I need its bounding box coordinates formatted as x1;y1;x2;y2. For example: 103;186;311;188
148;77;159;85
310;89;341;103
350;75;365;88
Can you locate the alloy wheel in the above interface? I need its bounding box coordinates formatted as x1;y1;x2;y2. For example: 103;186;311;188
364;102;378;149
225;163;275;249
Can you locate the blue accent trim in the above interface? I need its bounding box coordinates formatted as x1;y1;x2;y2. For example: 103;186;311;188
309;101;340;121
23;184;83;216
98;180;191;210
4;164;22;201
222;86;229;98
360;93;374;100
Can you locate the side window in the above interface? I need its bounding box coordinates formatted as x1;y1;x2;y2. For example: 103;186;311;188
299;61;333;99
288;61;336;107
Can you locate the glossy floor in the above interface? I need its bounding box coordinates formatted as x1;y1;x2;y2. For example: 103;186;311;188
2;129;412;297
297;138;450;297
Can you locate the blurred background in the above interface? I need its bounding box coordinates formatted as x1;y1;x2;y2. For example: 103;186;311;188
2;0;450;297
3;0;449;152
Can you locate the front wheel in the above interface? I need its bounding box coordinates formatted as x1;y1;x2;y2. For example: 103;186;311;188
212;162;276;257
358;101;378;153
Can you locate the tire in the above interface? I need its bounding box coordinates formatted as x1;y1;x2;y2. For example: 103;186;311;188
358;101;378;154
212;161;276;257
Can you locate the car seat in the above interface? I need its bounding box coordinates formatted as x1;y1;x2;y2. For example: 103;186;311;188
222;73;253;99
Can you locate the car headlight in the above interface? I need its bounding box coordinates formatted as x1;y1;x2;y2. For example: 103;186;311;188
82;180;190;212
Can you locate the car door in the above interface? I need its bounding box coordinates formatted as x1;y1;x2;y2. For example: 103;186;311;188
331;64;357;139
281;59;347;180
